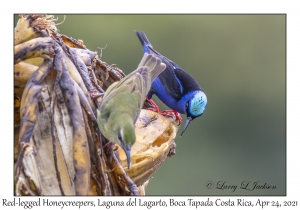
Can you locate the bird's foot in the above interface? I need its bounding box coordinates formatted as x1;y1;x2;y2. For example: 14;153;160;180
145;97;182;125
146;97;162;113
102;141;115;150
162;110;182;125
90;88;104;99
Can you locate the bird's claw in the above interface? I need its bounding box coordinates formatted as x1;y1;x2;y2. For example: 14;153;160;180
162;110;182;125
103;141;115;150
90;88;104;99
145;97;182;125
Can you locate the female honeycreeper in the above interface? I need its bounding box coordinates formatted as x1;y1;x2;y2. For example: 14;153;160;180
97;54;166;168
134;30;207;136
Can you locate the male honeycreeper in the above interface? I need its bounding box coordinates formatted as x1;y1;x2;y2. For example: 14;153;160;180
97;54;166;168
135;30;207;136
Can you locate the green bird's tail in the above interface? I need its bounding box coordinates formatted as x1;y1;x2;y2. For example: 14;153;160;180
138;54;166;83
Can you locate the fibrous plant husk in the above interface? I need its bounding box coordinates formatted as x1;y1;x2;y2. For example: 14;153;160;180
14;14;179;196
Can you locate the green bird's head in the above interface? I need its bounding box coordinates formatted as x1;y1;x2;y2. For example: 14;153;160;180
113;118;136;168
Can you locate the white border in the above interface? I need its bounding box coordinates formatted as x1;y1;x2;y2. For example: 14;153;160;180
2;1;299;209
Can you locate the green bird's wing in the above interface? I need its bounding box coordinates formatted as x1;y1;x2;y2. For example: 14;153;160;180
138;53;166;83
99;54;166;124
100;66;150;122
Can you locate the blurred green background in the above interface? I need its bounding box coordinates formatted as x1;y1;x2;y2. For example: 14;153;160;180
14;14;285;195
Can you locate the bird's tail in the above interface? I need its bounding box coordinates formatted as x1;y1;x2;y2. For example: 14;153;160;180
134;30;153;54
138;54;166;83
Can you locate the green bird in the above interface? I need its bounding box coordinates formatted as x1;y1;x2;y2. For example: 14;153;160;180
97;53;166;168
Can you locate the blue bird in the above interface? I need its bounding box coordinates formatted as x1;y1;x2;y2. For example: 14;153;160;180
134;30;207;136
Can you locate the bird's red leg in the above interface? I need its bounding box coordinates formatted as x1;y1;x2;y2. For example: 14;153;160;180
146;97;163;113
146;97;182;124
162;110;182;124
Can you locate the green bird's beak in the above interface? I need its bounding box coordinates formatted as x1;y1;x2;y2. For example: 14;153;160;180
123;145;131;169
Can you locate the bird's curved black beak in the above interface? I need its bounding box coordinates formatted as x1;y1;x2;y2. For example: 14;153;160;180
123;145;132;169
181;116;192;136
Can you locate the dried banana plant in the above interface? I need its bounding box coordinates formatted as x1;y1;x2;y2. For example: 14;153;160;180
14;14;179;196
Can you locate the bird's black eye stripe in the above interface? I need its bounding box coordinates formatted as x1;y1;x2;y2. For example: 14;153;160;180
118;134;126;147
118;133;122;141
185;102;189;110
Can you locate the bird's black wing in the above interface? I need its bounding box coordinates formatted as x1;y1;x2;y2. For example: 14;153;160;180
146;46;182;100
157;59;183;100
173;67;202;96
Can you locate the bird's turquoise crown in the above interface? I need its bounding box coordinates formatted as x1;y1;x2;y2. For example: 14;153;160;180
189;91;207;117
